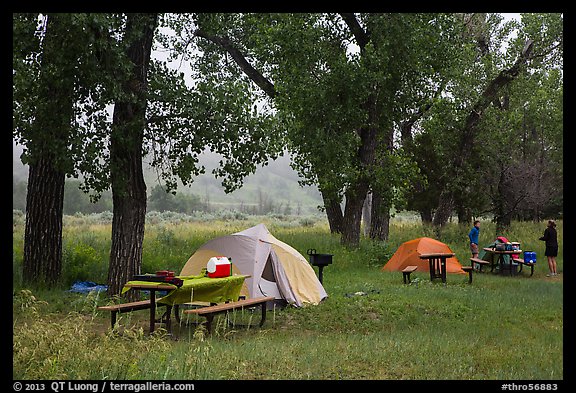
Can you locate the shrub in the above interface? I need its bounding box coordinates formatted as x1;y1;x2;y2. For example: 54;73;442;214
62;242;107;285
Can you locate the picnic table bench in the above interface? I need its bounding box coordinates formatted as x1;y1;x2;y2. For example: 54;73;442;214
461;265;473;284
183;296;275;335
97;299;169;329
402;265;418;284
512;257;535;276
470;257;493;272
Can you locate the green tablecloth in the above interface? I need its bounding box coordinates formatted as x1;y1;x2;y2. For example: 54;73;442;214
121;274;247;306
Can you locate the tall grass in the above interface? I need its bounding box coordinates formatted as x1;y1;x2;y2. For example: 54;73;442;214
12;212;563;380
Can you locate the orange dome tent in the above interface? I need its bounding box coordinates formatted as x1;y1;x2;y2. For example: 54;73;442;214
382;237;465;274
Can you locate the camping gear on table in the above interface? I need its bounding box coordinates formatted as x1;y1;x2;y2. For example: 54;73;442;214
381;237;465;274
180;223;327;308
494;236;520;260
132;272;184;287
156;270;175;278
495;243;506;251
207;256;232;278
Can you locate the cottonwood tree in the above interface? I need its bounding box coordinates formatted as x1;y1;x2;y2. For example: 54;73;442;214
13;14;72;287
106;13;158;297
399;13;562;236
428;13;562;230
13;13;122;287
105;13;282;295
189;13;457;247
477;64;563;231
98;13;283;296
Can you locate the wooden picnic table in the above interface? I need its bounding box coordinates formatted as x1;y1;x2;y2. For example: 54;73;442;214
120;281;175;333
115;274;250;333
419;252;455;284
482;248;523;276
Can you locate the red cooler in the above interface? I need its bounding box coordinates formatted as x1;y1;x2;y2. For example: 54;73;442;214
207;256;232;278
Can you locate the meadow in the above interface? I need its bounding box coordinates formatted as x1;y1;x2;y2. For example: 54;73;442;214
12;211;564;381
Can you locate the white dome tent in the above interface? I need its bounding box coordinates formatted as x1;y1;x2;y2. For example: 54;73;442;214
180;223;328;308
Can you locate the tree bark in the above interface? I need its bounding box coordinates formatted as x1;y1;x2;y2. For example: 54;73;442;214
369;191;391;241
368;125;395;241
107;13;157;298
340;118;377;247
320;188;344;234
420;210;433;224
340;178;370;248
494;163;511;234
23;157;65;287
362;192;372;237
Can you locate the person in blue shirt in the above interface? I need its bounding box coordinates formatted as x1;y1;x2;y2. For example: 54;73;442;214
468;220;481;258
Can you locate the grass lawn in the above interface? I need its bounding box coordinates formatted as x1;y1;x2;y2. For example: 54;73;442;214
12;215;564;381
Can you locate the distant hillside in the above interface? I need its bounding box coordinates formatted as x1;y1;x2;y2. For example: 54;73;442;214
161;151;322;213
13;142;323;214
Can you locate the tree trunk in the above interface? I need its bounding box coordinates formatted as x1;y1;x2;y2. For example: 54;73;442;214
320;188;344;234
494;163;511;235
432;189;455;229
22;14;73;288
369;126;394;242
340;179;369;248
456;203;472;225
340;119;377;248
23;157;65;287
107;13;157;298
420;209;433;224
369;191;391;241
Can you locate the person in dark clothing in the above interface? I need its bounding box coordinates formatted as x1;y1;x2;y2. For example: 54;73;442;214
539;220;558;276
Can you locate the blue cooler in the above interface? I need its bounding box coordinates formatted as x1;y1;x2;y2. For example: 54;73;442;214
524;251;537;264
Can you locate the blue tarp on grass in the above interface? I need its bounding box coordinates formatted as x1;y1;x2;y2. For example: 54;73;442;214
69;281;108;294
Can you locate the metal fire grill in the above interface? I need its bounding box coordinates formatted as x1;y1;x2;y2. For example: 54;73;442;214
307;249;333;285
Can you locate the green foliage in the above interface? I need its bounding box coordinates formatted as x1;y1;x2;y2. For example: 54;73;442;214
62;242;108;286
190;13;460;208
13;13;127;186
151;15;284;195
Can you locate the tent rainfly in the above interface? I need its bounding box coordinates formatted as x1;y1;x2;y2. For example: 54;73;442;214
381;237;466;274
180;223;328;308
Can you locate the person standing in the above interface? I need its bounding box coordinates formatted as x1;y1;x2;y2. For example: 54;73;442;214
469;220;481;259
540;220;558;276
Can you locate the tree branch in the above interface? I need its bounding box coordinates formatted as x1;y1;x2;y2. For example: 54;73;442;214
339;13;370;51
194;29;276;99
471;39;534;120
457;39;534;160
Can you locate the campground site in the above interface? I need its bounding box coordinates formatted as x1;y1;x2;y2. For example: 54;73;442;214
12;212;564;382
